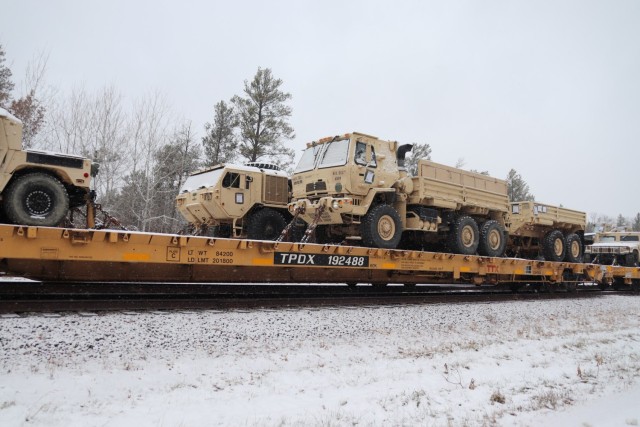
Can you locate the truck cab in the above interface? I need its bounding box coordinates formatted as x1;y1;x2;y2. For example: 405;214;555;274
289;132;405;246
176;163;290;240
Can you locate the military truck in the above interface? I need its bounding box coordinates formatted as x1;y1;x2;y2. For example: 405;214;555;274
0;107;97;227
175;162;291;240
584;231;640;267
287;132;510;255
508;201;586;262
287;132;587;261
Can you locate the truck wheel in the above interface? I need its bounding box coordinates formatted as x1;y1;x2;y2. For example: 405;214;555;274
542;230;565;262
246;208;287;241
564;233;583;263
448;216;479;255
3;173;69;227
625;251;639;267
361;204;402;249
478;220;506;257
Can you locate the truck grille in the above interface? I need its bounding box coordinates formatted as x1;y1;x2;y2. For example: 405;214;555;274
306;181;327;193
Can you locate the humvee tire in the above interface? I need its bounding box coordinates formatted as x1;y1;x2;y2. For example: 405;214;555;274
361;204;402;249
246;208;287;241
543;230;565;262
3;172;69;227
478;220;507;257
448;216;480;255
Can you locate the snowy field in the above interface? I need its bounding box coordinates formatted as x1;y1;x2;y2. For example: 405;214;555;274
1;294;640;426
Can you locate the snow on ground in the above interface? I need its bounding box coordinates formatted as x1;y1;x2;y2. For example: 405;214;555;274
1;294;639;426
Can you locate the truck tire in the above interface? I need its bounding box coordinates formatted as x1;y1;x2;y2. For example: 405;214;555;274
448;216;479;255
542;230;565;262
564;233;583;263
3;172;69;227
478;220;507;257
246;208;287;241
625;251;639;267
361;204;402;249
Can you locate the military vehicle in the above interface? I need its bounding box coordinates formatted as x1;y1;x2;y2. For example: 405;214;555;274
287;132;510;255
0;107;97;227
175;162;290;239
287;132;588;261
508;201;586;262
584;231;640;267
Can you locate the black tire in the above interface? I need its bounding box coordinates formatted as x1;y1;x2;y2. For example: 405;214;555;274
246;208;287;241
564;233;583;263
478;220;507;257
448;216;479;255
542;230;565;262
361;204;402;249
3;173;69;227
625;251;639;267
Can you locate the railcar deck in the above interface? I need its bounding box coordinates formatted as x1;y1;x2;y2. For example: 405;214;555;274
0;224;638;287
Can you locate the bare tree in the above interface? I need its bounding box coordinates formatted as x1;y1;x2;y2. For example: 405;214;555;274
0;43;14;108
231;67;295;168
9;51;50;148
116;92;171;231
202;100;237;167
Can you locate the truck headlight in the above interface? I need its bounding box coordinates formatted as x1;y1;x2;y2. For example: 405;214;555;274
332;200;339;209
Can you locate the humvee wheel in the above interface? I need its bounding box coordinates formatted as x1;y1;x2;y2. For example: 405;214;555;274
478;220;506;257
448;216;479;255
246;208;287;240
542;230;565;262
361;204;402;249
3;172;69;227
625;251;639;267
564;233;583;263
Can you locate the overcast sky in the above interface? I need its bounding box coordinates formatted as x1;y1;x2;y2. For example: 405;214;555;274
3;0;639;218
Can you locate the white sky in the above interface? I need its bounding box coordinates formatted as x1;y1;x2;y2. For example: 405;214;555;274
2;0;639;217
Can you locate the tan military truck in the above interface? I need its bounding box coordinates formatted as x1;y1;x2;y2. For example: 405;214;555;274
176;162;291;240
584;231;640;267
0;107;97;227
288;132;510;255
507;201;586;262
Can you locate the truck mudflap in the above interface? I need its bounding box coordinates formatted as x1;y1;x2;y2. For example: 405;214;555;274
1;224;636;287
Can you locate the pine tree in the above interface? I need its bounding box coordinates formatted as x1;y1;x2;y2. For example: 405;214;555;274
506;169;535;202
0;43;14;108
633;213;640;231
202;100;237;166
617;214;627;228
231;67;294;168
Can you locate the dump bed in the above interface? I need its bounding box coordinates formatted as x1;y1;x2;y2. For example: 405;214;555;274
509;201;586;233
408;160;509;213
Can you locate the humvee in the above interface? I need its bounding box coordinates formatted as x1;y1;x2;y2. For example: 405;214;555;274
584;231;640;267
0;107;97;227
176;162;290;239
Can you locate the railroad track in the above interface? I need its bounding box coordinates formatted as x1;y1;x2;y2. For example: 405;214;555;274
0;280;616;314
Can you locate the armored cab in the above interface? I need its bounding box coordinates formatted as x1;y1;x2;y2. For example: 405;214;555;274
176;163;290;240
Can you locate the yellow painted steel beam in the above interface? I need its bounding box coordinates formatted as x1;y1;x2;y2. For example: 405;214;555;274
0;225;635;285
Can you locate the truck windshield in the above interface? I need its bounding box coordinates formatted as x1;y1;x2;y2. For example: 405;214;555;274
294;138;350;172
318;139;350;169
180;168;225;192
294;145;322;173
621;235;640;242
599;236;616;242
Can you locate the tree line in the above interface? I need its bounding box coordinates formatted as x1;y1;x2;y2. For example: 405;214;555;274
1;43;637;233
